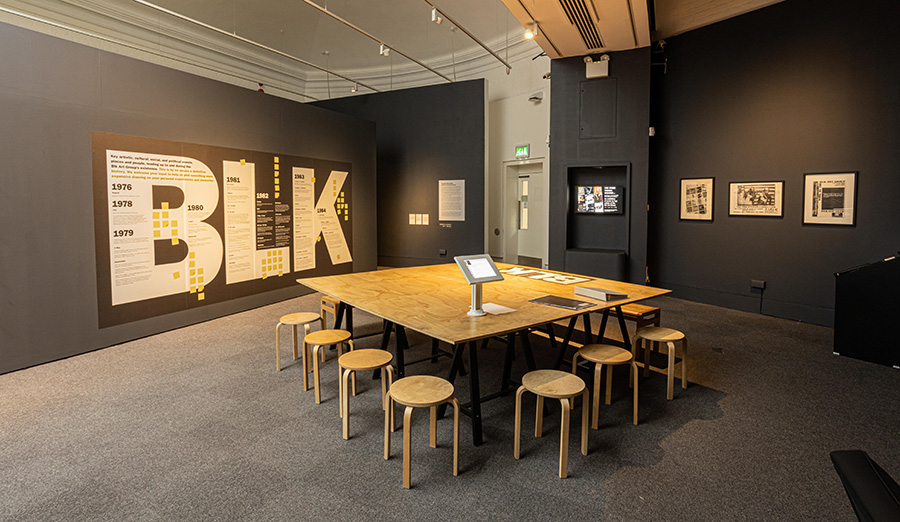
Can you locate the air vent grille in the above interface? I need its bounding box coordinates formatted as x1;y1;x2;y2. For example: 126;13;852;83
558;0;604;50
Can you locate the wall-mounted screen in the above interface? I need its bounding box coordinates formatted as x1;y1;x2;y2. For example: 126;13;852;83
575;185;625;214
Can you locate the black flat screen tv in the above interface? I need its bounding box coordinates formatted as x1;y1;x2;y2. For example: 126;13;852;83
575;185;625;214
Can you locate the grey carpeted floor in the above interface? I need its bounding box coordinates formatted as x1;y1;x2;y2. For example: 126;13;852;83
2;294;898;521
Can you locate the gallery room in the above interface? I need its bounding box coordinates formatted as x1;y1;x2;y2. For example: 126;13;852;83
1;0;898;520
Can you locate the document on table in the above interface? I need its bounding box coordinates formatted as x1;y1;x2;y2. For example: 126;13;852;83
482;302;516;315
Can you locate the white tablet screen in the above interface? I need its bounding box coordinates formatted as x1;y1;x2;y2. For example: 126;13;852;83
465;258;496;279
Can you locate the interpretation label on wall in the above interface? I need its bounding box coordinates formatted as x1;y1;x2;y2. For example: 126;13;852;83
92;132;352;328
439;179;465;221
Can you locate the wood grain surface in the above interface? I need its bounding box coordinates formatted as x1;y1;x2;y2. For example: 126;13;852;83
299;263;670;345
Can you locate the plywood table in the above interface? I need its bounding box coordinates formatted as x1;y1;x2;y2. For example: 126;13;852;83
299;263;669;445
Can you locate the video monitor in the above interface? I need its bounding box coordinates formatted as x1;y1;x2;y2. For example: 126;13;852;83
575;185;625;214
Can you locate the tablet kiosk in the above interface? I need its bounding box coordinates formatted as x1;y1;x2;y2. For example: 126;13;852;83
454;254;504;316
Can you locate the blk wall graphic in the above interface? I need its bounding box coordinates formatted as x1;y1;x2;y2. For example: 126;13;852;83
92;132;352;328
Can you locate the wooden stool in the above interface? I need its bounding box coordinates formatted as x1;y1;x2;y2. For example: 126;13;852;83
303;329;354;404
572;344;638;427
320;295;341;330
338;349;396;440
274;312;320;372
612;303;661;330
385;375;460;489
633;327;687;400
515;370;589;479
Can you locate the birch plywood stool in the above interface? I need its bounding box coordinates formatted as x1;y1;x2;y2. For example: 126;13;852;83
614;303;661;330
515;370;589;479
632;327;688;400
303;329;354;404
572;344;639;427
320;295;343;359
274;312;320;372
384;375;460;489
338;349;396;440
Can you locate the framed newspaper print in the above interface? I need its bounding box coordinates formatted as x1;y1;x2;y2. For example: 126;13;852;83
680;177;714;220
728;181;784;217
803;172;857;225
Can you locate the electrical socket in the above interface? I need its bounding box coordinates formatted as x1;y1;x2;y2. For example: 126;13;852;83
750;279;766;290
439;249;447;256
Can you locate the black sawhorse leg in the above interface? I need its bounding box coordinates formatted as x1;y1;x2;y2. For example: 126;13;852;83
439;340;486;446
553;316;579;370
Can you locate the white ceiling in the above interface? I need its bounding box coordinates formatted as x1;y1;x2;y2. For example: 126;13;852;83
0;0;785;99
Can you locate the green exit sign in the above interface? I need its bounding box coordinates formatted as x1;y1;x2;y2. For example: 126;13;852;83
515;144;530;159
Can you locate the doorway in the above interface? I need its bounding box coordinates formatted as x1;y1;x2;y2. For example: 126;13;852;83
503;159;546;268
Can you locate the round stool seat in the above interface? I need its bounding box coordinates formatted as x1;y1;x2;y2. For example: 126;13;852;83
339;349;393;371
635;326;684;343
522;370;585;399
578;344;633;365
390;375;454;407
305;329;351;345
279;312;320;325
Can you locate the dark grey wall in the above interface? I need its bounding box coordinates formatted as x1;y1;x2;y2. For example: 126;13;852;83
549;48;651;283
0;22;376;373
315;80;486;267
648;0;900;326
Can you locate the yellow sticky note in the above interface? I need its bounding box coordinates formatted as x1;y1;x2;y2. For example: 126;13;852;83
344;216;348;221
340;192;344;197
337;254;341;260
189;261;195;268
278;270;283;276
198;293;205;301
189;252;195;259
262;273;268;280
199;284;204;292
312;177;316;183
274;171;279;178
190;269;196;276
162;202;169;210
153;230;160;238
198;276;204;284
173;272;180;279
171;238;179;245
190;286;196;294
153;221;160;228
317;236;321;242
162;221;169;227
274;156;279;164
268;251;273;257
190;277;196;285
240;159;246;165
153;211;159;219
171;229;178;236
162;212;168;219
198;268;204;275
275;192;280;198
172;220;178;227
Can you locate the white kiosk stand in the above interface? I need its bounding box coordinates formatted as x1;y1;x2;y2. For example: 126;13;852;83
454;254;504;317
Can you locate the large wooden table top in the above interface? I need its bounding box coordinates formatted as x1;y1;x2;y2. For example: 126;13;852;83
298;263;670;345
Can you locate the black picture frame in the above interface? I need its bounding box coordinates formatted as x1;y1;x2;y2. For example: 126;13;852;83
679;177;714;221
802;172;857;226
728;181;784;217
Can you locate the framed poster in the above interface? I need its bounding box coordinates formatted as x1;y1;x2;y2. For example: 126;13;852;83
679;177;714;221
728;181;784;217
803;172;857;225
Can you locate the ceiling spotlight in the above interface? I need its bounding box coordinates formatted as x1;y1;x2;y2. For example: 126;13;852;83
525;22;539;40
351;82;358;93
431;7;443;24
380;43;390;56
